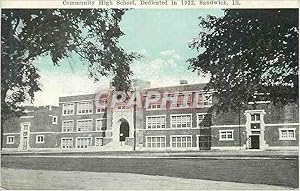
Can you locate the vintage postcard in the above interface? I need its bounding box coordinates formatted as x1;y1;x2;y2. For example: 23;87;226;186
1;0;299;190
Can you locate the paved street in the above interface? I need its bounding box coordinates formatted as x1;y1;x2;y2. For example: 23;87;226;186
1;167;293;190
1;154;298;189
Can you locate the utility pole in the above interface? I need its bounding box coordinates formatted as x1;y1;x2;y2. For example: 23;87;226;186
133;87;137;151
238;106;242;150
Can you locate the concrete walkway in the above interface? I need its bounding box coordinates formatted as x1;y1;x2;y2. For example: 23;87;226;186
1;168;293;190
2;150;298;157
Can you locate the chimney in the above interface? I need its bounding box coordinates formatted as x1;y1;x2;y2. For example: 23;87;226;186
180;80;188;85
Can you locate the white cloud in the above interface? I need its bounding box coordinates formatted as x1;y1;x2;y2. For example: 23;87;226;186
131;50;209;88
147;58;177;70
134;50;181;73
33;71;110;106
149;73;210;88
160;50;181;60
33;67;209;106
31;48;208;106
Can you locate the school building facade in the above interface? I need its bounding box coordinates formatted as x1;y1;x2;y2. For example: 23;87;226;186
2;81;299;152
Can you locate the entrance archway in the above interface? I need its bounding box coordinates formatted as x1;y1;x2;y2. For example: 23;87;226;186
119;120;129;142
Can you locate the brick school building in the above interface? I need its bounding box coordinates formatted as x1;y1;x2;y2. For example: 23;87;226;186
2;81;299;152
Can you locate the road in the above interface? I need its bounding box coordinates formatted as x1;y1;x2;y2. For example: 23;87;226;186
1;155;299;188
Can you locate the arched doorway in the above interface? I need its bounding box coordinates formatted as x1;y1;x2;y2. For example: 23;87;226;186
119;120;129;142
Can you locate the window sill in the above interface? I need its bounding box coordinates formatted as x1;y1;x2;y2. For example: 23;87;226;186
77;113;93;115
219;139;234;141
62;114;74;116
279;138;296;141
146;128;167;130
146;108;162;111
142;128;193;130
192;127;211;129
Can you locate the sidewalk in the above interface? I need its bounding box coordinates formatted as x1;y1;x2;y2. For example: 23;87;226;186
1;150;298;158
1;167;294;190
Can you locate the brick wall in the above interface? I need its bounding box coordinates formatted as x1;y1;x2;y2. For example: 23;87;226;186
211;102;299;150
265;125;298;147
211;126;247;147
3;134;20;148
2;106;61;149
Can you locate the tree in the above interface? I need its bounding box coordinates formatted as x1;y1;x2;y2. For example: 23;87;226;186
188;9;298;112
1;9;139;148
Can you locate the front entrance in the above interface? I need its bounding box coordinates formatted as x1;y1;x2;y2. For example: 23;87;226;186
119;121;129;142
198;135;211;150
250;135;260;149
23;137;28;150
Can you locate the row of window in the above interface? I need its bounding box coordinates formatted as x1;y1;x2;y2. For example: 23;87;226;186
61;137;103;149
63;102;104;116
146;113;208;129
6;135;45;144
5;129;296;145
146;136;193;148
6;137;105;148
62;93;213;115
219;128;297;141
147;93;212;110
62;119;106;132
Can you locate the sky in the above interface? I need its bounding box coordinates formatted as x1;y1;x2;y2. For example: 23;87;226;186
33;9;224;106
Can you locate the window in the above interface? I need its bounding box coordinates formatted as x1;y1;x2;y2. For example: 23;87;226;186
96;118;107;131
23;124;29;131
61;138;73;149
279;128;296;140
219;130;234;141
197;113;208;128
147;95;161;110
175;94;192;108
52;116;58;124
76;137;92;148
250;113;262;129
77;101;93;114
117;103;127;110
149;103;161;110
63;103;75;115
77;119;93;132
96;94;108;113
171;114;192;128
96;107;106;113
95;137;103;146
251;114;261;122
62;120;74;132
171;136;192;148
146;116;166;129
146;136;166;148
7;136;15;144
197;93;212;107
36;135;44;143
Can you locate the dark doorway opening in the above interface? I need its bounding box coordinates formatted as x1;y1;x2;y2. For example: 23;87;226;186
198;135;211;150
120;121;129;142
250;135;260;149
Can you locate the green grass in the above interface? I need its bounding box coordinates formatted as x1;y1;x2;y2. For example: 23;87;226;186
1;156;299;188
